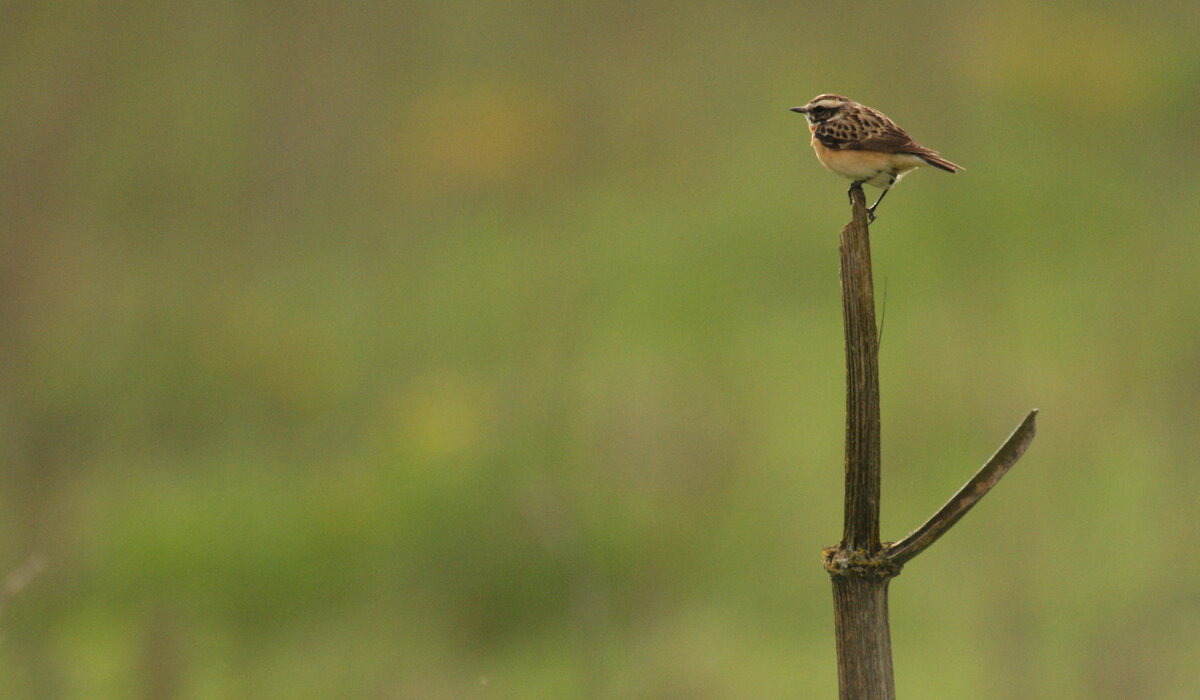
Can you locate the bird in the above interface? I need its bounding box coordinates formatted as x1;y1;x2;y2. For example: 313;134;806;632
790;94;960;222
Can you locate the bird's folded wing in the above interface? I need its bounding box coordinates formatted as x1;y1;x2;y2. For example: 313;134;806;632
817;119;920;154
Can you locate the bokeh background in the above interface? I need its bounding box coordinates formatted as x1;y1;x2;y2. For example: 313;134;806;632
2;1;1200;697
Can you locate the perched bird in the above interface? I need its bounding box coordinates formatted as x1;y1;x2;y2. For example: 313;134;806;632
790;95;960;221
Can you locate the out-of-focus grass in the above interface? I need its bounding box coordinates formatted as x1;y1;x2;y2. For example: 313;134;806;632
1;1;1199;697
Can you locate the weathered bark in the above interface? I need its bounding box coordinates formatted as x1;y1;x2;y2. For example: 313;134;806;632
838;184;881;553
830;576;895;699
825;183;896;699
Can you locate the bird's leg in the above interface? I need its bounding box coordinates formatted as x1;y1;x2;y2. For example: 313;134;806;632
866;175;896;223
866;189;887;222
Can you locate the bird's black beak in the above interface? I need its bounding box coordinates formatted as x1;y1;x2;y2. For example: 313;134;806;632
790;106;809;114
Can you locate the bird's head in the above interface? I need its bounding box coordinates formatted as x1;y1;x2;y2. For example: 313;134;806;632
790;94;852;125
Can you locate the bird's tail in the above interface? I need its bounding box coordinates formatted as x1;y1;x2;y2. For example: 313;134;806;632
916;149;961;173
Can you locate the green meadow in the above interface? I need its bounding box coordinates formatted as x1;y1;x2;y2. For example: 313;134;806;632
2;2;1198;697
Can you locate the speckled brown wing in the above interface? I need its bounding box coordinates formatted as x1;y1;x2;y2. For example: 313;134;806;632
815;107;914;152
816;106;960;172
812;118;871;151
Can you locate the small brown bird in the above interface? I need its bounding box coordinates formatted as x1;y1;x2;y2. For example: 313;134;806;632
790;94;960;221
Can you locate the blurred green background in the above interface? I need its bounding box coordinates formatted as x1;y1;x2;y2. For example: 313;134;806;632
2;1;1200;697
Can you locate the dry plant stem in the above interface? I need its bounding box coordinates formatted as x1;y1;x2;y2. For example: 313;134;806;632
828;182;895;700
824;183;1037;700
885;410;1038;567
839;183;881;552
831;577;895;700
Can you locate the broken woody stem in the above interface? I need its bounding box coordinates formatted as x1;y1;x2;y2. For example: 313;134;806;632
825;183;1037;700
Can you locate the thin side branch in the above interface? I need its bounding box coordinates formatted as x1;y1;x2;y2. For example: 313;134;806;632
884;410;1038;567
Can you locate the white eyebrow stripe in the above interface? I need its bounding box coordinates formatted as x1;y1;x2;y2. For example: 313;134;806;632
812;100;844;110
